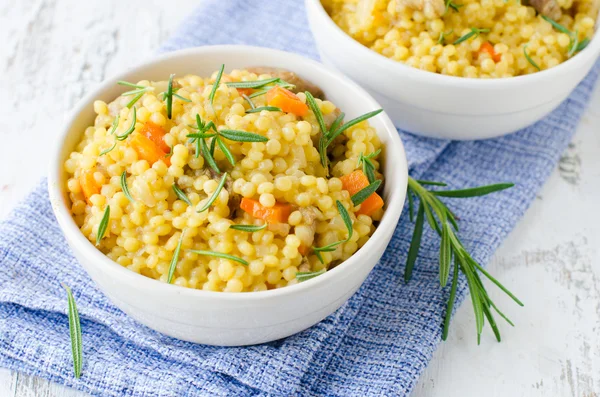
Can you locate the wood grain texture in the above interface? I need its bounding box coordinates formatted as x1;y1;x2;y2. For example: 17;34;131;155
1;1;599;396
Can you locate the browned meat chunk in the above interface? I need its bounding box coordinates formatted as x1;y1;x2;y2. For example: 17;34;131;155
527;0;561;18
247;67;324;99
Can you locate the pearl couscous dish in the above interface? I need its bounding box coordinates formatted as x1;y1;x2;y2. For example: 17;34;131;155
322;0;598;77
64;66;385;292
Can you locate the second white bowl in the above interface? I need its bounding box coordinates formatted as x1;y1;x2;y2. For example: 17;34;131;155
306;0;600;140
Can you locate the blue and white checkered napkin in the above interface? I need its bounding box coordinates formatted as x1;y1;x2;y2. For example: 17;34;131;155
0;1;598;396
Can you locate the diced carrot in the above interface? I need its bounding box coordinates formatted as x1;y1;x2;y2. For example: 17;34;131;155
237;88;254;96
266;86;308;117
479;41;502;62
140;121;169;153
240;198;292;223
340;170;384;216
129;133;170;166
79;170;100;202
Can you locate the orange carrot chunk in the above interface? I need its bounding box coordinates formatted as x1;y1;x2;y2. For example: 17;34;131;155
479;41;502;62
237;88;254;96
240;198;292;223
340;170;384;216
298;244;310;256
79;170;100;202
140;121;169;153
129;133;170;166
266;86;308;117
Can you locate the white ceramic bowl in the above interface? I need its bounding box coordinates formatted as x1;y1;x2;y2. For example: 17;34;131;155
48;45;408;346
306;0;600;140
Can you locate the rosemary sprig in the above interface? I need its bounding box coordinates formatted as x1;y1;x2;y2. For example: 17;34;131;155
197;172;228;212
312;201;353;264
305;91;383;171
242;94;256;109
246;106;282;114
209;64;225;109
225;77;282;89
172;184;192;206
296;269;326;282
167;231;185;284
219;129;269;142
120;171;134;202
404;177;523;342
453;28;490;45
351;179;382;206
357;149;381;184
165;74;175;119
248;80;295;98
115;107;137;141
187;250;248;265
96;205;110;246
445;0;463;13
61;283;83;379
541;15;589;57
118;81;151;109
230;223;267;232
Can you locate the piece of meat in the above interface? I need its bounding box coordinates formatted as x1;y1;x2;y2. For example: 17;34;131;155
527;0;561;19
396;0;445;18
247;67;324;99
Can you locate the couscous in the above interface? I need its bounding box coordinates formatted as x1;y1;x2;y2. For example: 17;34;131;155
64;67;385;292
322;0;598;77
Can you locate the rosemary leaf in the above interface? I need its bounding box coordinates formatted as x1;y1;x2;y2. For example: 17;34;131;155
416;180;447;186
225;77;280;89
201;137;220;174
166;74;175;119
242;94;256;109
126;91;144;109
120;171;134;202
99;141;117;156
439;223;452;286
327;109;383;146
245;106;282;114
296;269;326;282
197;172;228;212
329;112;345;135
351;179;382;206
118;80;144;89
167;231;185;283
187;249;248;265
407;188;415;222
172;184;192;206
524;44;541;71
230;223;267;232
404;202;424;282
432;182;514;197
209;64;225;108
442;258;460;340
96;205;110;246
541;15;572;35
115;107;137;141
216;136;236;166
453;27;489;45
173;93;191;102
61;284;83;379
108;115;120;135
219;129;269;142
305;91;328;137
337;200;354;241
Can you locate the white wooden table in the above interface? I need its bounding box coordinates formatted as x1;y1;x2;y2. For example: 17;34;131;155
1;1;598;396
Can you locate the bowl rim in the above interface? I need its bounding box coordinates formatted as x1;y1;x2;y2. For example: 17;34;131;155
305;0;600;86
48;44;408;302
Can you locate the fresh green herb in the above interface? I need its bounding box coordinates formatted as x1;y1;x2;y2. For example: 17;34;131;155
445;0;463;13
312;201;353;264
230;223;268;232
248;81;295;98
437;29;454;45
216;137;236;166
417;180;447;186
225;77;281;89
523;44;541;71
246;106;282;114
404;177;522;342
120;171;134;202
453;28;490;45
188;114;218;160
126;92;145;109
296;269;326;282
167;231;185;283
165;145;174;158
197;172;228;212
187;249;248;265
172;184;192;206
99;141;117;156
117;80;145;88
351;179;382;206
306;91;382;172
173;93;191;102
209;64;225;109
541;15;588;57
242;94;256;109
357;149;381;183
96;205;110;246
118;81;154;101
115;107;137;141
201;137;220;173
165;74;175;119
219;129;269;142
61;283;83;379
108;115;120;135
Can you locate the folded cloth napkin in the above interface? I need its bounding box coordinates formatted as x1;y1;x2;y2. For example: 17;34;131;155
1;0;598;396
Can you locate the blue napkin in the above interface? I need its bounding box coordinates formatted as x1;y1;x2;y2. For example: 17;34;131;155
1;0;598;395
